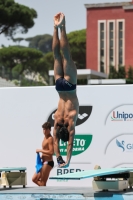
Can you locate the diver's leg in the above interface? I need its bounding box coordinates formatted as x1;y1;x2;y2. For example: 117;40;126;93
53;13;64;81
59;13;77;84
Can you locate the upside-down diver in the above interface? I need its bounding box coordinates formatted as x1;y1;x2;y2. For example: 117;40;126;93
52;12;79;168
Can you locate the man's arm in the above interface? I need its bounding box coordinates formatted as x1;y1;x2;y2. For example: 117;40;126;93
53;126;60;158
36;137;54;156
60;116;76;168
66;127;75;165
64;118;75;166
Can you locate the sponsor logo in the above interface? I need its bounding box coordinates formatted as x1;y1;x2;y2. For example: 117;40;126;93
56;168;85;181
105;104;133;124
57;168;84;176
111;111;133;121
78;113;88;120
116;139;133;152
58;134;92;156
104;134;133;154
47;106;93;126
116;139;125;151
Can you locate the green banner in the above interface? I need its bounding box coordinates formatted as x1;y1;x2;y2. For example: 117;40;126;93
59;134;93;156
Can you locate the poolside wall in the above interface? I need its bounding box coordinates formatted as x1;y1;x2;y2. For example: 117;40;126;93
0;85;133;187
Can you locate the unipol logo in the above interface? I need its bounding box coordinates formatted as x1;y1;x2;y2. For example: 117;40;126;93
111;111;133;121
47;106;93;127
105;104;133;125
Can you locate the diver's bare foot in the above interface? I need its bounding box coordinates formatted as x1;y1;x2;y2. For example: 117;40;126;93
54;13;65;28
54;12;61;28
58;13;65;28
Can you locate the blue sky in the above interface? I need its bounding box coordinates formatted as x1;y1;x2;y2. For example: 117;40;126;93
0;0;130;47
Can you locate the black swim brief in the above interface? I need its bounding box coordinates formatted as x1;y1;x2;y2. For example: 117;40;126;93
43;160;54;168
56;77;76;91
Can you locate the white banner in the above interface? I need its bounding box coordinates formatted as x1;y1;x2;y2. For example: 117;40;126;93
0;85;133;187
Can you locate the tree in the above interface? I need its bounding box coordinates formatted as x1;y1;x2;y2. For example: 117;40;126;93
108;66;127;79
108;66;118;79
11;45;28;48
0;0;37;37
36;52;54;82
25;29;86;69
13;37;24;45
11;63;23;79
127;66;133;80
67;29;86;69
25;34;52;54
0;46;43;79
117;66;126;78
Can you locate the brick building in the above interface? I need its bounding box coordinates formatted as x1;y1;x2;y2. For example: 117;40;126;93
85;1;133;75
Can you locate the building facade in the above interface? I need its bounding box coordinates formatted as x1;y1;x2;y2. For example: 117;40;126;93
85;1;133;75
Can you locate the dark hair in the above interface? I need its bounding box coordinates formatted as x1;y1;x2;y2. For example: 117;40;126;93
57;124;69;142
42;122;51;130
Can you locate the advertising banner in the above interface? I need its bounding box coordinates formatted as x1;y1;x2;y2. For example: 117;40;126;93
0;85;133;187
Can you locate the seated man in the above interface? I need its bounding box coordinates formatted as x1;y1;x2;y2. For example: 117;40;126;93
32;122;54;186
53;13;79;168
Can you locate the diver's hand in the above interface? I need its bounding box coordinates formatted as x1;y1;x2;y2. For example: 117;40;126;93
59;162;69;168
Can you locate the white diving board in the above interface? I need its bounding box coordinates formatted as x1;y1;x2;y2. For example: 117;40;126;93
0;167;27;188
50;167;133;180
0;167;27;172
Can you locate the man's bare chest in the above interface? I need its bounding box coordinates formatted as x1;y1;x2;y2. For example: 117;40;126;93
42;139;49;150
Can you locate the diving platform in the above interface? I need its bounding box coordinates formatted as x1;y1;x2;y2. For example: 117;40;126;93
50;167;133;192
1;167;133;199
0;167;27;188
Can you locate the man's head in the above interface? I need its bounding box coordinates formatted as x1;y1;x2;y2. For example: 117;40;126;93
57;123;69;142
42;122;51;136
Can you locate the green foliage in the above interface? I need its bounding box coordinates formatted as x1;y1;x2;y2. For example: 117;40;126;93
0;29;86;87
12;79;20;86
117;66;126;78
13;37;24;45
0;46;43;74
43;52;54;71
25;29;86;69
25;34;52;54
126;79;133;84
10;45;28;48
20;78;46;87
127;66;133;80
108;66;118;79
0;46;53;85
12;64;22;79
13;37;24;42
36;52;54;82
109;66;126;79
67;29;86;69
77;79;87;85
0;0;37;37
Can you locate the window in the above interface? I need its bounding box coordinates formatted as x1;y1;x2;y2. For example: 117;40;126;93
98;19;125;74
118;22;123;65
107;20;115;74
100;23;104;72
116;20;125;69
98;21;106;73
109;22;114;66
